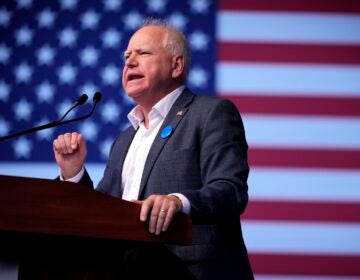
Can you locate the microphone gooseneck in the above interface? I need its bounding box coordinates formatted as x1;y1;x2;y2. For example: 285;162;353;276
56;94;88;123
0;92;101;142
59;92;102;125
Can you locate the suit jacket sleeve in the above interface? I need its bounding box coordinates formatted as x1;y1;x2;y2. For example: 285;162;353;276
78;168;94;189
180;97;249;222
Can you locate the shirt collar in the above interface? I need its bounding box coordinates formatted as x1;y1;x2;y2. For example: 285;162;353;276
127;85;185;129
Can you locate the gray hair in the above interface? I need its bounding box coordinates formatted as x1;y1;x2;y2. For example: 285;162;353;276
140;18;191;80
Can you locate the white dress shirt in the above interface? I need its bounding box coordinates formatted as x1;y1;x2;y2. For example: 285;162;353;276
122;85;190;214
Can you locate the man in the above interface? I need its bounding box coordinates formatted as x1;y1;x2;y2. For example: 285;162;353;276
53;18;254;280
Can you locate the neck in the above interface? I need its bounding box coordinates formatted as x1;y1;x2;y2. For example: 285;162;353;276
139;106;150;129
134;83;183;128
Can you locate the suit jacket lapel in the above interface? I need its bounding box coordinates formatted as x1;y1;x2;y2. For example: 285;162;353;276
138;89;195;198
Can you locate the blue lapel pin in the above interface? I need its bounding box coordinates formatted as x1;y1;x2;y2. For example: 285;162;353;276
161;125;173;139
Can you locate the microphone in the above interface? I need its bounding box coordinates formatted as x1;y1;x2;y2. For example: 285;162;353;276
93;91;102;103
57;91;102;125
0;92;101;142
57;94;88;123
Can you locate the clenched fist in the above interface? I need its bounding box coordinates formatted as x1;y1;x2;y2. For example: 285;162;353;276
53;132;87;179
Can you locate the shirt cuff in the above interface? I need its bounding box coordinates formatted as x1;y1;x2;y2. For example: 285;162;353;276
59;166;85;183
169;193;191;215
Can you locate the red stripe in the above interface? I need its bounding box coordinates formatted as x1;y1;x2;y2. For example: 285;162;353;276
249;253;360;276
249;148;360;169
221;94;360;116
220;0;360;13
219;42;360;65
243;200;360;222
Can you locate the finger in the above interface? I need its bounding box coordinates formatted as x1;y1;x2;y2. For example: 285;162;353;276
149;198;163;234
162;205;177;232
140;196;154;222
63;133;74;154
53;138;60;153
155;206;168;235
56;134;67;154
155;198;176;235
71;132;80;150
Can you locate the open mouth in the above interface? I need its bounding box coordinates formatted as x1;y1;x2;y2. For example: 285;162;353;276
128;74;144;82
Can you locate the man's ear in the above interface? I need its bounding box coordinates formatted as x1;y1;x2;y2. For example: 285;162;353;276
171;55;185;79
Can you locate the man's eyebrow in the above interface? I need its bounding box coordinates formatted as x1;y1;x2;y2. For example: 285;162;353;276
123;50;131;57
124;48;152;57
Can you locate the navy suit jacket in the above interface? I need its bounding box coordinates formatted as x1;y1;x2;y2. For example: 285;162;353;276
80;89;253;279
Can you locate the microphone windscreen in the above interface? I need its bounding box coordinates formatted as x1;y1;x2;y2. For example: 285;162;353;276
93;92;102;103
77;94;88;105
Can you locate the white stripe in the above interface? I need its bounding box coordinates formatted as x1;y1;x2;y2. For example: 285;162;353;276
2;164;360;203
249;168;360;202
243;221;360;255
256;276;360;280
0;162;104;186
217;11;360;44
242;115;360;149
216;63;360;96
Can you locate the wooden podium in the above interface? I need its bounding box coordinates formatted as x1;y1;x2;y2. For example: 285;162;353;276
0;175;192;279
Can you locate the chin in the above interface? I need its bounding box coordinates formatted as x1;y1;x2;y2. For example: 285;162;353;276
125;89;145;100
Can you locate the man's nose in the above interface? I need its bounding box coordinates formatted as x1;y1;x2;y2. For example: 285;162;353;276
125;54;138;67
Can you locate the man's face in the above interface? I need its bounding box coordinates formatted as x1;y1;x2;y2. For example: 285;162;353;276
122;26;174;104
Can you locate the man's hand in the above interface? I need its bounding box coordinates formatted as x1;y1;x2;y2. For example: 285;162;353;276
53;132;87;179
139;194;183;235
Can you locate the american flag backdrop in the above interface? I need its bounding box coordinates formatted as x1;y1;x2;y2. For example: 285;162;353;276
1;0;360;279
